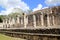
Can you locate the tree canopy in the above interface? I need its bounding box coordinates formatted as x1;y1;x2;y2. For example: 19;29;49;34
0;8;32;23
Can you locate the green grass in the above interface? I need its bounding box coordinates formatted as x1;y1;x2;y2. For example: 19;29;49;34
0;34;25;40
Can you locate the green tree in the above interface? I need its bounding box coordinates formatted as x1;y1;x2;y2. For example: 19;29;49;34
0;15;6;23
8;8;24;18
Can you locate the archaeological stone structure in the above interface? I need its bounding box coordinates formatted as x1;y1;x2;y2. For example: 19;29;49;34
2;6;60;28
0;6;60;40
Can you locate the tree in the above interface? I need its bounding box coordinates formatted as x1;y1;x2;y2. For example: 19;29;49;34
0;15;6;23
8;8;24;18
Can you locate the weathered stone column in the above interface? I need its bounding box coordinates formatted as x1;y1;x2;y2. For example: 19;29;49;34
47;14;50;26
26;16;28;24
3;19;5;28
11;18;15;28
50;10;55;26
33;15;36;28
4;19;6;28
24;14;27;28
52;15;55;26
7;19;10;28
6;19;8;28
9;18;11;27
9;18;11;28
19;18;21;25
21;18;23;24
37;15;40;26
12;18;15;24
40;12;44;27
9;18;10;24
17;15;20;23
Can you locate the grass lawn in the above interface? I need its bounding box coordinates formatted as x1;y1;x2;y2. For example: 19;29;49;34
0;33;26;40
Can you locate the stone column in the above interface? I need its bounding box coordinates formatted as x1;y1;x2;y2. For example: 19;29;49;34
21;18;23;24
40;12;44;27
20;18;22;27
19;18;21;25
26;16;28;24
33;15;36;28
52;15;55;26
9;18;10;24
10;18;12;27
6;19;8;28
24;15;27;28
7;19;10;28
47;14;50;26
11;18;15;28
3;20;5;28
37;15;40;26
9;18;11;28
17;15;20;23
12;18;15;24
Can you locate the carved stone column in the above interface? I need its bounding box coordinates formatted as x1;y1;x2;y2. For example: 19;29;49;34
26;16;28;24
21;18;23;24
37;15;40;26
9;18;11;28
47;14;50;26
52;15;55;26
24;15;27;28
40;12;44;27
11;18;15;28
9;18;10;24
17;15;20;23
33;15;36;28
12;18;15;24
6;19;8;28
3;19;5;28
19;18;21;25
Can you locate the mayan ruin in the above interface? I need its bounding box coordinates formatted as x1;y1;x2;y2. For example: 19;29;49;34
0;6;59;40
0;0;60;40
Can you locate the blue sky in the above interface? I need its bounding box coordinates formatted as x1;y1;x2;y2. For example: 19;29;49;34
0;6;5;12
0;0;46;12
0;0;60;15
22;0;46;9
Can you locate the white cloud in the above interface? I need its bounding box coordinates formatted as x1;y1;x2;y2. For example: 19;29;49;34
0;8;13;15
33;4;42;11
42;7;48;9
0;0;30;15
45;0;60;6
